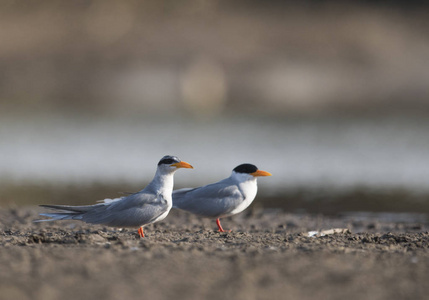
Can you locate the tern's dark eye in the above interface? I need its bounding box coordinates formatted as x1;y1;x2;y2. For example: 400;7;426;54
158;156;180;166
233;164;258;174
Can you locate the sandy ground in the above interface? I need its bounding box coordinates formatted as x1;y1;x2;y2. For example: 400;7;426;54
1;207;429;300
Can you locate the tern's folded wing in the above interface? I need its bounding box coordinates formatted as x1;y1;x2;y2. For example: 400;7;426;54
172;180;243;218
81;192;169;227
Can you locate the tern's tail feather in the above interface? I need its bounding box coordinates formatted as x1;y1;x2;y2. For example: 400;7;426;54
35;204;101;222
36;213;82;222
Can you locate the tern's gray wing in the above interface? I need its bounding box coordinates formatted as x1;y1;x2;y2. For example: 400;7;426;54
39;192;170;227
80;192;169;227
173;178;244;218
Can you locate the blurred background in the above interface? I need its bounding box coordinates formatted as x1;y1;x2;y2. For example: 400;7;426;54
1;0;429;215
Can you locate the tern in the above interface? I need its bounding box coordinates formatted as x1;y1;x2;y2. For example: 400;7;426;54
37;155;193;237
173;163;271;232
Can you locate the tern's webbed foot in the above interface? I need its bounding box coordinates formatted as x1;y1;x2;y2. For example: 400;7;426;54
216;219;231;233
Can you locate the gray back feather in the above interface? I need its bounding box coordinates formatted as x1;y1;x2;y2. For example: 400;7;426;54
38;192;170;227
172;178;244;218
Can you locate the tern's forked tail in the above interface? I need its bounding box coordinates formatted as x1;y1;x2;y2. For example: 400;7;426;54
35;204;97;222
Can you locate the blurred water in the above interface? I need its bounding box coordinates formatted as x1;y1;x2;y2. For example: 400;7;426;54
1;114;428;194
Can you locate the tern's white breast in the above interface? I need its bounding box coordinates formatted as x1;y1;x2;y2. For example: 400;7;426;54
228;179;258;216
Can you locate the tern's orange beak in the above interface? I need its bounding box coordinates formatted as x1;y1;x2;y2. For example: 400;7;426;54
251;170;272;177
171;161;194;169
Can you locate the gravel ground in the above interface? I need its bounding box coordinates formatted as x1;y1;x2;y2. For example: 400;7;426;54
1;207;429;300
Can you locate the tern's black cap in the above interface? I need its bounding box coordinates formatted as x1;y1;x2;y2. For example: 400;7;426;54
158;155;180;166
233;163;258;174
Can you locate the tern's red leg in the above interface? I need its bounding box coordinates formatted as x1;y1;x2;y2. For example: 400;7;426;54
138;227;145;238
216;218;229;232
